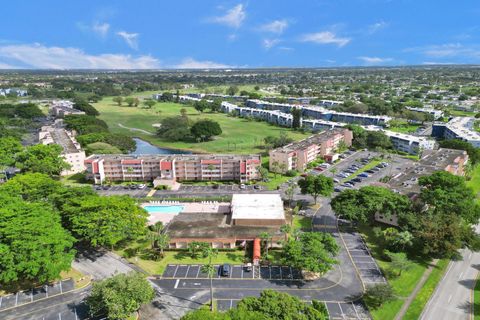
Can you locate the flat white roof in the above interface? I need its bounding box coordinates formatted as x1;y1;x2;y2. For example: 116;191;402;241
231;194;285;220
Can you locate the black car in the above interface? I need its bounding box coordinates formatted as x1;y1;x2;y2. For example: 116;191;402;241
366;170;375;174
352;177;362;183
254;185;261;190
95;186;102;190
102;185;110;190
221;264;231;277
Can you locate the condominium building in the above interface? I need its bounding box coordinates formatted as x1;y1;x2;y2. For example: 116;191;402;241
84;154;261;184
49;100;85;118
269;128;353;173
38;124;86;176
246;99;391;126
377;148;469;226
405;106;444;119
432;117;480;148
383;131;436;154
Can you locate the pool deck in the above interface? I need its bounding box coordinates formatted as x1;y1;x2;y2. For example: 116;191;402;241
144;202;230;225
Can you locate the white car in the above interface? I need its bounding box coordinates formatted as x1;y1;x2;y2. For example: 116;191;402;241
138;184;146;189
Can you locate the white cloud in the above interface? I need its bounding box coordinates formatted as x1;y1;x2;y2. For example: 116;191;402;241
259;19;289;34
0;43;160;69
0;62;19;69
300;31;350;47
210;4;246;28
357;56;393;65
116;31;139;50
92;22;110;38
174;58;232;69
406;43;480;59
263;39;281;50
368;21;388;34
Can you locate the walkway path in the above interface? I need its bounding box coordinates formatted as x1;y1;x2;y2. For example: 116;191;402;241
117;123;154;135
394;259;438;320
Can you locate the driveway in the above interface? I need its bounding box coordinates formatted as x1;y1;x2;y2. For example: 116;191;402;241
73;249;138;280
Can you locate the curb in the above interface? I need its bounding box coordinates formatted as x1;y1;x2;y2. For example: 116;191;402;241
0;276;92;313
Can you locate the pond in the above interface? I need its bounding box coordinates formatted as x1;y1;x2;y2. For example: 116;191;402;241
129;138;191;155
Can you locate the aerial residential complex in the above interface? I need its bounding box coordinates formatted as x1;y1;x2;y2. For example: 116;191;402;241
38;124;86;175
405;106;444;119
376;148;469;225
84;154;261;184
432;117;480;148
269;128;353;173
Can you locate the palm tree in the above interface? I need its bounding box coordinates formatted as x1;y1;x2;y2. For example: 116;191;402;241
280;224;291;242
156;234;170;259
200;246;218;311
259;232;271;258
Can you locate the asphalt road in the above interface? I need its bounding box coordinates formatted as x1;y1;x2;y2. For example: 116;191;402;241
421;225;480;320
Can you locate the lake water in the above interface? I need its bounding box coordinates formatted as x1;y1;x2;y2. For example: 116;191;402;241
129;138;191;155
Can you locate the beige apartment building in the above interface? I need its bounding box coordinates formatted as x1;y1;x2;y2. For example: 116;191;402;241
269;128;353;173
84;154;261;184
38;125;86;176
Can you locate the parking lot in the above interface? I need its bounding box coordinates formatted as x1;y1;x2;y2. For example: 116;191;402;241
0;279;75;311
216;298;369;319
179;184;264;192
94;185;150;198
326;301;370;319
162;264;303;280
340;227;386;285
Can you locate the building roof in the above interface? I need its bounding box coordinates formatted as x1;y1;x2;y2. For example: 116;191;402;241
231;194;285;220
271;128;348;154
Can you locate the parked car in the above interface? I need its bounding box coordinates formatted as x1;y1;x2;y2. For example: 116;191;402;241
333;178;340;183
300;173;308;177
138;184;146;189
221;264;231;277
366;170;375;174
352;177;362;183
254;185;261;190
129;184;138;189
314;167;324;171
240;184;246;189
212;184;219;189
102;185;110;190
95;186;102;190
334;187;343;192
359;173;369;178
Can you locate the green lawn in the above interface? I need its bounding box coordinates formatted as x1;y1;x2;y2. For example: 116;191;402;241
115;239;247;275
388;124;421;134
403;259;449;320
358;224;431;320
94;96;308;154
292;216;312;231
474;273;480;320
468;165;480;200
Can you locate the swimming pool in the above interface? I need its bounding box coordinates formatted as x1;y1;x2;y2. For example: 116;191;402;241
143;205;184;214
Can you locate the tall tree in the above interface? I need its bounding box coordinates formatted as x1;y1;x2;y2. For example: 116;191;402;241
86;272;155;320
16;144;71;176
0;195;75;284
61;195;148;248
297;175;334;204
0;137;23;166
190;120;222;141
113;96;123;106
200;246;218;311
282;232;339;274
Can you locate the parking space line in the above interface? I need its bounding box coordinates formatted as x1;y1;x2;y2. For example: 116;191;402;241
338;303;344;318
15;293;18;306
352;302;360;319
0;296;2;308
196;266;201;278
241;266;244;279
185;265;191;278
172;265;179;278
60;280;63;294
58;312;62;320
74;307;78;320
174;279;180;289
280;267;283;279
30;289;33;302
269;266;272;279
230;299;233;309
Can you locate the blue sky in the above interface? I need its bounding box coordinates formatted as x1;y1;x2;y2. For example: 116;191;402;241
1;0;480;69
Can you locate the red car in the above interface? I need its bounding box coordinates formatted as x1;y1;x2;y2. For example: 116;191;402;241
314;167;324;171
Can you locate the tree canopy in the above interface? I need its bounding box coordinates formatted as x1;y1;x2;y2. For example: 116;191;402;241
0;194;75;284
0;136;23;166
190;120;222;141
61;194;148;247
282;232;339;274
15;144;71;176
86;272;155;320
297;175;334;204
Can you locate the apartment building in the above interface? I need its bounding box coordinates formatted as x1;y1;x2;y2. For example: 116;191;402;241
377;148;469;226
221;102;293;127
38;124;86;175
384;131;436;154
84;154;261;184
269;128;353;173
405;106;444;119
246;99;391;126
432;117;480;148
49;100;85;118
